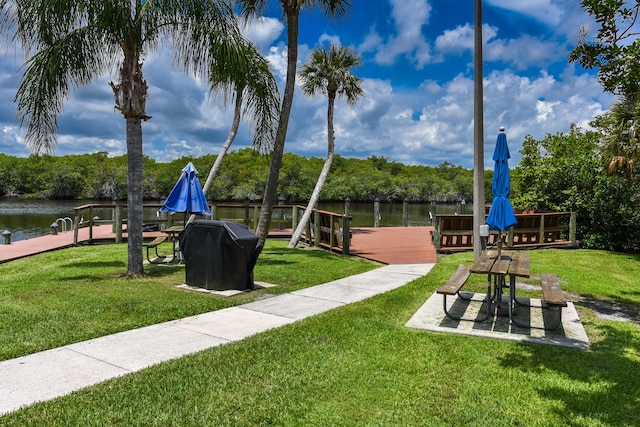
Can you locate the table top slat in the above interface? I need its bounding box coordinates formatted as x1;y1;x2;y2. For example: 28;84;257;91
470;255;495;274
470;249;516;275
492;259;510;275
508;252;530;277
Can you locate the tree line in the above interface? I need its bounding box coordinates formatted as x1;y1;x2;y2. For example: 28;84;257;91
0;149;480;204
2;122;639;253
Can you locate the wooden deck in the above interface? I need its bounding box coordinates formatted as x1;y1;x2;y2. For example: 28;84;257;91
349;226;437;264
0;225;115;264
0;225;438;265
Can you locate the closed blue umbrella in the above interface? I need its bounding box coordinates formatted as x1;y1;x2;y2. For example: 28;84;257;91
485;128;517;233
160;162;211;216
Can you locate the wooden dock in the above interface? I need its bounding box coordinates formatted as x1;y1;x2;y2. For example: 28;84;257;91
0;225;116;264
0;225;438;265
349;226;437;264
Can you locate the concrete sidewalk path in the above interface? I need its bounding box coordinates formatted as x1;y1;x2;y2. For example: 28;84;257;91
0;263;434;415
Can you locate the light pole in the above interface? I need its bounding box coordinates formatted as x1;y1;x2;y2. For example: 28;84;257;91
473;0;485;261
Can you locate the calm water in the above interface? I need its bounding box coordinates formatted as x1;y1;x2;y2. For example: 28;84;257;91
0;199;111;242
0;199;471;242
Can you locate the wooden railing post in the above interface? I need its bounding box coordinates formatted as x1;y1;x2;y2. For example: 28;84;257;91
402;199;409;227
292;206;299;231
569;212;577;243
330;214;336;249
73;210;80;245
433;215;442;251
210;204;217;220
88;206;94;241
305;209;312;245
159;210;167;230
538;213;545;244
253;206;259;231
374;198;380;227
243;199;250;226
314;210;321;247
342;215;351;255
114;203;123;243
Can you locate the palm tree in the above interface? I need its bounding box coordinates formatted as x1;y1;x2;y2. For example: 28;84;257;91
592;93;640;177
191;44;280;224
1;0;278;275
236;0;352;242
288;43;363;248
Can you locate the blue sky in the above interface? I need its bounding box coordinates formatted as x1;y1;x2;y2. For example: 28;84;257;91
0;0;613;169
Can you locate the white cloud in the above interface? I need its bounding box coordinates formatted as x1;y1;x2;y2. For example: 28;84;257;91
367;0;434;68
536;99;560;122
486;0;564;26
241;16;284;53
434;24;475;54
485;35;564;70
264;45;289;81
280;65;608;168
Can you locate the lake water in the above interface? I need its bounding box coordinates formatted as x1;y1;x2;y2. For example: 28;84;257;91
0;199;472;242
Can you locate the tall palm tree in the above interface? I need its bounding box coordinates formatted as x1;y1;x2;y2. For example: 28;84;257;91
288;43;363;248
236;0;352;242
0;0;278;275
191;44;280;224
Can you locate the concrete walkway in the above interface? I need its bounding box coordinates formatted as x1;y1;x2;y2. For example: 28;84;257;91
0;263;434;415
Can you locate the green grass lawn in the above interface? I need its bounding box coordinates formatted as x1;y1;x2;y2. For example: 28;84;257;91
0;240;379;361
1;246;639;426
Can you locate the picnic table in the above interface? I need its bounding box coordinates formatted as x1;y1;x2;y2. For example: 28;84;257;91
438;249;568;330
144;225;184;263
437;249;529;323
470;249;530;313
162;225;184;262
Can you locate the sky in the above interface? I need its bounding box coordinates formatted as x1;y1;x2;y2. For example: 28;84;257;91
0;0;614;169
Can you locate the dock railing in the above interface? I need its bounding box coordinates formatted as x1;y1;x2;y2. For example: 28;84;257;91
433;211;577;252
296;206;352;254
72;203;352;255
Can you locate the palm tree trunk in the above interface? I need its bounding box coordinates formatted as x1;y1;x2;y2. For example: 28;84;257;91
126;116;145;275
113;52;149;276
188;87;243;225
288;152;334;248
255;11;299;242
288;92;336;248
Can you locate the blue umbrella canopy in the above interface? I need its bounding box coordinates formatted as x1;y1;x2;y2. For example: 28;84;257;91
160;162;211;216
485;129;517;231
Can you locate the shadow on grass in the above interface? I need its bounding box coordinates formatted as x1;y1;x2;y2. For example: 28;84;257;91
143;265;186;278
574;295;640;325
61;260;126;269
499;324;640;425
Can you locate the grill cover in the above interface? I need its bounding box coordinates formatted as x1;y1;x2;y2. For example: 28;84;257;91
179;220;262;291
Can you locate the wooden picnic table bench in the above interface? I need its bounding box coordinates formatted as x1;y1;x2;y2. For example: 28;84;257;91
437;264;492;322
143;235;168;263
509;273;567;330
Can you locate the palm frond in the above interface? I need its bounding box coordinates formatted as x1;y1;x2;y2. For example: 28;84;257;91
299;42;364;105
7;2;120;153
608;155;634;176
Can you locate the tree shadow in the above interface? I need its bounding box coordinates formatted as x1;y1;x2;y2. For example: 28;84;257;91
61;260;126;269
498;323;640;425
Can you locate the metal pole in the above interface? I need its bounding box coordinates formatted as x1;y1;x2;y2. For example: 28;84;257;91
473;0;485;261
